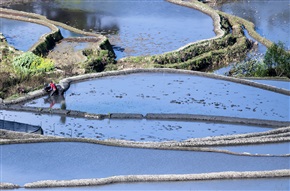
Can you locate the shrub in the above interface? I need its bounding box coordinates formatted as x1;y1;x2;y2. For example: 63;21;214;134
34;57;55;72
82;49;116;73
13;52;37;68
228;58;268;77
228;42;290;78
264;41;290;77
13;52;54;74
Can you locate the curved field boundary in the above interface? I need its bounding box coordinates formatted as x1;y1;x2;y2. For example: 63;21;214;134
58;68;290;95
0;0;277;58
115;0;226;64
0;8;108;55
0;182;20;190
166;0;225;50
0;9;58;31
0;8;106;39
167;0;274;49
1;126;290;157
218;11;273;48
1;169;289;189
145;113;290;127
22;170;290;188
1;69;289;147
2;68;289;105
119;0;285;70
0;8;63;54
1;104;289;128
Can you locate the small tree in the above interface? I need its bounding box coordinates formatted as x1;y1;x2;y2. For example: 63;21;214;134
264;41;290;77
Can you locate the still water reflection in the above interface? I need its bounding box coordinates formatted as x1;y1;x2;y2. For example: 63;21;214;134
2;142;289;185
6;0;215;58
0;18;51;51
0;110;273;142
216;0;290;54
25;73;290;121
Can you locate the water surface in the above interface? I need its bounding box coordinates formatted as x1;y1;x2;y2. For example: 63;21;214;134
251;79;290;91
0;110;272;142
216;0;290;54
6;0;215;58
0;18;51;51
1;142;288;185
25;73;290;121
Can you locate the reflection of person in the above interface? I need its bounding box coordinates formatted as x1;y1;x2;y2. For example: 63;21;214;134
50;97;56;108
44;93;66;109
49;81;57;96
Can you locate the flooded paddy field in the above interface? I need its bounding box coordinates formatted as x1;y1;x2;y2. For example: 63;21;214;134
25;73;290;121
1;0;290;189
0;110;273;142
2;71;289;189
5;0;215;58
0;18;51;51
216;0;290;54
1;142;289;186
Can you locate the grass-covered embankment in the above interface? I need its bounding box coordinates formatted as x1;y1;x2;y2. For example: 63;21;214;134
118;0;253;71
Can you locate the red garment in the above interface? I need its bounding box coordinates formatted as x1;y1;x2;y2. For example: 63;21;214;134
50;82;57;90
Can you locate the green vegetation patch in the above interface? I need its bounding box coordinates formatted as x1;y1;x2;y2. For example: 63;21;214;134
82;49;116;73
0;45;57;99
229;42;290;78
13;52;55;75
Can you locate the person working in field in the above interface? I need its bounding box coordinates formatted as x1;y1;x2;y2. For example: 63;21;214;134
49;81;57;96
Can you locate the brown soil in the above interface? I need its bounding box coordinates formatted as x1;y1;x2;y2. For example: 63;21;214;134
116;61;151;70
46;38;122;76
46;41;88;76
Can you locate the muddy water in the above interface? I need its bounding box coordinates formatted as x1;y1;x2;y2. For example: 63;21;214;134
5;0;215;59
0;18;51;51
25;73;290;121
216;0;290;53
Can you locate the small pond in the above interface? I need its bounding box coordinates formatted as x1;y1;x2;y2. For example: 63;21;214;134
216;0;290;54
1;142;289;186
0;18;51;51
5;0;215;59
0;110;273;142
25;73;290;121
